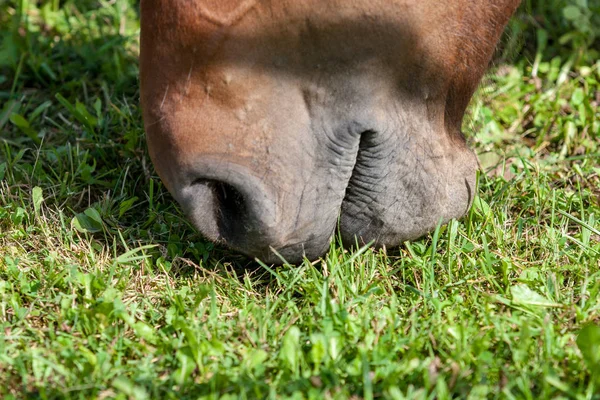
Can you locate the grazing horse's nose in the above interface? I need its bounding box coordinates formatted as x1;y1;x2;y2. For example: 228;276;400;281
177;160;281;257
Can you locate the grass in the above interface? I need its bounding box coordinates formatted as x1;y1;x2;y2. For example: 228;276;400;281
1;0;599;398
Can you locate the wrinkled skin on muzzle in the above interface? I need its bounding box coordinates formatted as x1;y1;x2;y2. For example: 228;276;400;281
140;0;521;263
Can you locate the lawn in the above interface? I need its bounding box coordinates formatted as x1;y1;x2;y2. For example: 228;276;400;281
1;0;599;399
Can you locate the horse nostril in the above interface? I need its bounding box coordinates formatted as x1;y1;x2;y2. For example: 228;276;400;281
180;160;282;258
215;181;245;214
190;178;248;241
214;180;247;238
179;159;335;263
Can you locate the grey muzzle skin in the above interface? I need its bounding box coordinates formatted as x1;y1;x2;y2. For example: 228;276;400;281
174;99;477;264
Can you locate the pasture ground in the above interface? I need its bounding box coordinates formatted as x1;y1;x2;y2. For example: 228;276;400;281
1;1;599;398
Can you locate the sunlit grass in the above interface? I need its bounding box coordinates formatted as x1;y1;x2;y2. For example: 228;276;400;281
1;1;599;398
